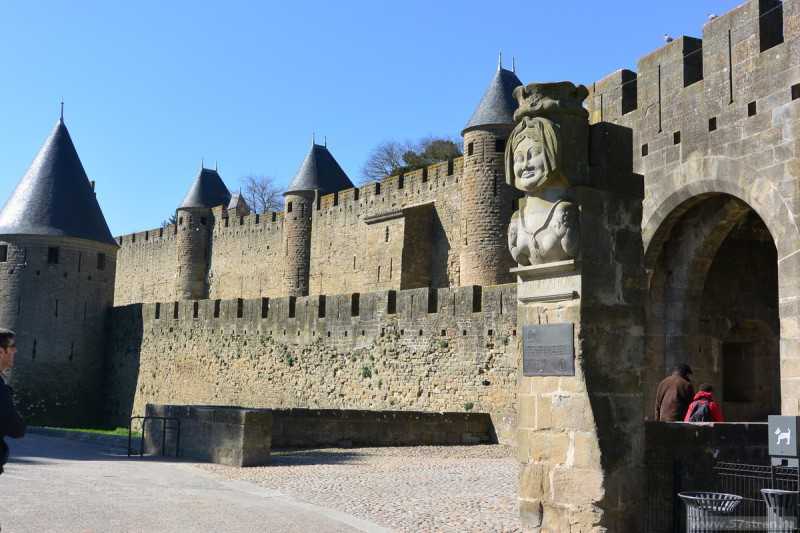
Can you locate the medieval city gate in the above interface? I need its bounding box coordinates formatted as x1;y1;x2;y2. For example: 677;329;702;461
645;192;780;422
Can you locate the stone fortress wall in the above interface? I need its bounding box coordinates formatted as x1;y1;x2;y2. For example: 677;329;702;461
104;283;519;443
107;0;800;456
114;157;470;305
586;0;800;417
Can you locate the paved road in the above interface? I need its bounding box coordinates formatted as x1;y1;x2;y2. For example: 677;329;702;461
0;433;390;533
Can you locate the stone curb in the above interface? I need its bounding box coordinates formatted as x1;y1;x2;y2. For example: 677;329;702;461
28;426;140;450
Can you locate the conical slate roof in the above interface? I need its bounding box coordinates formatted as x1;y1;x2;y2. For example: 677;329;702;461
179;167;231;209
285;143;354;196
463;66;523;133
0;119;116;246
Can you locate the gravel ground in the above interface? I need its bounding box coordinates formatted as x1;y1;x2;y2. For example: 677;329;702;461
198;444;521;533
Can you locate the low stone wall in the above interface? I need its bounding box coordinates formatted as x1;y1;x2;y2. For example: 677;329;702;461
270;408;494;448
144;404;272;467
143;403;496;466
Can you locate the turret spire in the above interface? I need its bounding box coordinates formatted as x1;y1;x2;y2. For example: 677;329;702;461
59;99;64;122
498;51;502;70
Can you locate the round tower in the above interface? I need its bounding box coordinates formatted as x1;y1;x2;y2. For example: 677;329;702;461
0;116;118;426
283;141;354;296
459;60;522;286
282;190;314;296
175;167;230;300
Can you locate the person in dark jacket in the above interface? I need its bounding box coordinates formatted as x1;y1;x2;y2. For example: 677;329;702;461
0;328;25;474
654;363;695;421
684;383;725;422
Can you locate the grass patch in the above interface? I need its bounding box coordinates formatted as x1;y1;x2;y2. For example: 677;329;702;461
46;427;141;438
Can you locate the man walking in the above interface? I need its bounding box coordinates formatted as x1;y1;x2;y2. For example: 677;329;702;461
0;329;25;474
654;363;695;421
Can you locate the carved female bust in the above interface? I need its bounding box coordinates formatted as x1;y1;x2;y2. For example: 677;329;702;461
506;116;579;266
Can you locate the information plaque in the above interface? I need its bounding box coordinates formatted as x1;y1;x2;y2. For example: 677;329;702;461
522;323;575;377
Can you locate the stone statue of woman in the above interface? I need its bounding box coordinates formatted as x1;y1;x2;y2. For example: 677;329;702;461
506;115;580;266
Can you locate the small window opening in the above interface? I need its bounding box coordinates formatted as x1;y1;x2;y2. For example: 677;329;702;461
440;329;446;337
271;212;277;222
47;247;59;264
641;144;649;157
287;202;293;213
709;117;717;131
447;158;454;176
427;290;438;314
155;302;161;319
178;217;183;225
97;253;106;271
0;245;8;262
224;217;229;227
239;216;244;225
255;214;260;224
748;101;757;117
54;299;59;317
387;290;397;314
385;227;389;242
173;301;179;319
467;142;474;156
32;339;36;360
318;295;326;318
288;296;296;318
193;301;199;318
261;298;269;318
354;188;360;200
792;84;800;101
472;286;482;313
422;167;428;182
236;298;244;318
159;228;164;237
673;131;681;145
398;175;404;189
495;139;506;153
375;182;381;195
333;193;339;206
213;299;221;318
351;293;360;316
145;231;149;241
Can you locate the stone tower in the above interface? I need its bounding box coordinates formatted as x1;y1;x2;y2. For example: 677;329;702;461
283;142;353;296
175;167;231;300
459;60;522;286
0;116;118;426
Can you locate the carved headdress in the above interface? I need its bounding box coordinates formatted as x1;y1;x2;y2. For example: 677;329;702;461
504;82;589;189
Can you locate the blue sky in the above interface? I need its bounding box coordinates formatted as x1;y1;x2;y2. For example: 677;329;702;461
0;0;740;235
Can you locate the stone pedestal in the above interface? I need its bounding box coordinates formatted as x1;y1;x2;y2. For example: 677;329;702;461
516;185;646;532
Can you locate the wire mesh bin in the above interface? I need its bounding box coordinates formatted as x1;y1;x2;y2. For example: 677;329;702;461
761;489;799;532
678;492;743;531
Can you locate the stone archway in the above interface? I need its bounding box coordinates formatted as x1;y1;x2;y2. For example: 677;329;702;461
644;192;780;421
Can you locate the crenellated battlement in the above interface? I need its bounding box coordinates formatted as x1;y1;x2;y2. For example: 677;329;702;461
588;0;798;180
140;282;515;334
314;156;463;217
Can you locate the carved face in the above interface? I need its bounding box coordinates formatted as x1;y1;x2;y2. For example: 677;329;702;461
513;137;549;190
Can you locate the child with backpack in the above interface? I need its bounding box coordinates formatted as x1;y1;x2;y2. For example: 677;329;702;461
684;383;725;422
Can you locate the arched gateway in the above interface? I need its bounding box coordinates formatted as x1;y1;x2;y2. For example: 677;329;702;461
643;178;800;420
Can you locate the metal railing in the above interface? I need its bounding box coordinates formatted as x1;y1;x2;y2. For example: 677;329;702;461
127;416;181;458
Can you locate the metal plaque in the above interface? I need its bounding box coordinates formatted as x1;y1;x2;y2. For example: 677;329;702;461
522;323;575;377
769;415;799;458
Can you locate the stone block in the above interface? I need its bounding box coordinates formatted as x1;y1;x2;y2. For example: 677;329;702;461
520;463;550;500
571;431;602;469
527;431;570;464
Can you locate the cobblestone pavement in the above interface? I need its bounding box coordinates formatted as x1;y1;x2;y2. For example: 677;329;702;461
199;444;521;533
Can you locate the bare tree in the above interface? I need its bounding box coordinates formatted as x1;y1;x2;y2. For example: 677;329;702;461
161;213;177;227
240;175;282;213
360;140;410;183
360;137;462;183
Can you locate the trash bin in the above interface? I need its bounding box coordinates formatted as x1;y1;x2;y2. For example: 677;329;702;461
762;489;799;532
678;492;743;532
